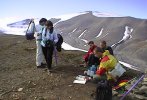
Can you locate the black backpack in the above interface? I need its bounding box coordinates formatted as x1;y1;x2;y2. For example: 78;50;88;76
56;34;63;52
25;20;35;40
96;80;112;100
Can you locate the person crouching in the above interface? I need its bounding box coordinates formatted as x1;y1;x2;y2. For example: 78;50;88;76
93;47;117;83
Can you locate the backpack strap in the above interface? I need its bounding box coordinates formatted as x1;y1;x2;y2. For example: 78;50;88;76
26;20;34;33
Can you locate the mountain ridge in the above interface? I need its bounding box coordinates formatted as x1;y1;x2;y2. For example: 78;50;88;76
1;11;147;71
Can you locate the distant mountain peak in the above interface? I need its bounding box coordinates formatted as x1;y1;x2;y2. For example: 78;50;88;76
91;11;123;17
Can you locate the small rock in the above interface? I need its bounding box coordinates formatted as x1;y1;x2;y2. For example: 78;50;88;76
112;90;118;96
135;94;147;100
11;53;15;55
17;41;21;44
18;88;23;92
20;71;23;75
142;82;147;86
0;89;3;92
125;84;132;90
139;86;147;94
69;96;72;99
131;80;137;85
125;93;138;99
12;93;20;99
68;85;73;87
38;97;45;100
32;82;36;86
144;78;147;82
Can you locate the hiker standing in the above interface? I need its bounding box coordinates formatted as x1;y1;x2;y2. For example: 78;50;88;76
30;18;47;68
41;20;58;74
100;40;113;55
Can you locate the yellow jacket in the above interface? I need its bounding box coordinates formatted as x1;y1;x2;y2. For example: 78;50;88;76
96;50;117;79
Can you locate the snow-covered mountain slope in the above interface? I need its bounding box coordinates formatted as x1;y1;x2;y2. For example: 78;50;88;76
53;12;88;22
92;11;123;17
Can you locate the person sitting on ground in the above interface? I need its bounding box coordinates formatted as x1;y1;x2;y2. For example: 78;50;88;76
93;47;117;83
83;41;97;67
100;40;113;55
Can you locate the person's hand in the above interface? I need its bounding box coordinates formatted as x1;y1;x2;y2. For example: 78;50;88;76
84;62;88;67
90;52;93;55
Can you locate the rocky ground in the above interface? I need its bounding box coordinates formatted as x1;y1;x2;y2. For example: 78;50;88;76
0;34;147;100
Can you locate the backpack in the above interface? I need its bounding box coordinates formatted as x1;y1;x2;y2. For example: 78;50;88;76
96;80;112;100
25;20;35;40
56;34;63;52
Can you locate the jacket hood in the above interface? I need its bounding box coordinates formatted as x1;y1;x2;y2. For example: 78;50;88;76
102;50;110;57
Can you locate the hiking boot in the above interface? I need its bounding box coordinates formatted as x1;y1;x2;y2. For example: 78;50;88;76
37;65;46;68
47;70;53;76
41;63;46;66
41;63;46;68
37;65;42;68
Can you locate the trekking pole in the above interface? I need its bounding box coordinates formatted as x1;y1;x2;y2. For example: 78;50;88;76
54;46;58;66
120;74;145;100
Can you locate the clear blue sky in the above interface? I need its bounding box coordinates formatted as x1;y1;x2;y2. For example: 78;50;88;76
0;0;147;19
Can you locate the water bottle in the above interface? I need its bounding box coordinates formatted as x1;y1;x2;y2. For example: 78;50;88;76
87;70;90;76
90;70;94;77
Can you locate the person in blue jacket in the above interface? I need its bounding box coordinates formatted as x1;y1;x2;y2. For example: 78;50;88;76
41;20;58;74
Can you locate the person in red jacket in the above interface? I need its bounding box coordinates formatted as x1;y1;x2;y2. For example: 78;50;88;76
83;41;97;67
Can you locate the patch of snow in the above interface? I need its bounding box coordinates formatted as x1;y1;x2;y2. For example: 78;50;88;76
53;20;61;26
96;28;103;38
72;28;77;33
0;25;26;35
81;39;88;43
78;30;87;38
111;26;133;48
62;42;87;52
0;17;40;35
92;11;123;17
53;12;87;22
101;33;109;39
122;26;133;41
119;61;141;71
33;18;40;25
69;28;77;35
0;17;26;27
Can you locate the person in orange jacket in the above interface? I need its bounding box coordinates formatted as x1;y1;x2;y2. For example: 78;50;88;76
93;47;117;82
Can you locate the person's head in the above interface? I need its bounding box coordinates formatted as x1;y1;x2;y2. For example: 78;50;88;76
88;41;94;48
39;18;47;26
100;40;107;49
94;47;104;58
45;20;54;33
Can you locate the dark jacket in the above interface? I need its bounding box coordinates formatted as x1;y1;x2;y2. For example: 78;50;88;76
103;46;113;55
